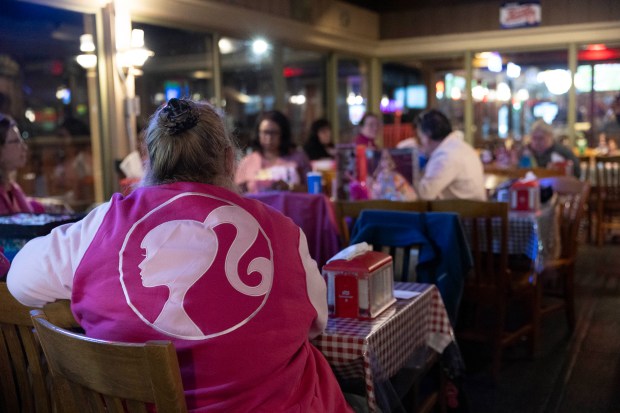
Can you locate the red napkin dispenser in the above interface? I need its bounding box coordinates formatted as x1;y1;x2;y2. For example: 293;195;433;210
322;250;396;319
509;179;540;212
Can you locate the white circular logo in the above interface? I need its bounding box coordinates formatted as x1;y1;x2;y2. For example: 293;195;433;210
119;193;273;340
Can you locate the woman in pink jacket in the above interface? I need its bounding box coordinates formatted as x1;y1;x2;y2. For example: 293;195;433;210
8;98;354;413
0;114;42;215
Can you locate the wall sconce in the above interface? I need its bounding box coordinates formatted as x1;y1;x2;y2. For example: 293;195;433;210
77;29;153;74
117;29;154;75
76;34;97;69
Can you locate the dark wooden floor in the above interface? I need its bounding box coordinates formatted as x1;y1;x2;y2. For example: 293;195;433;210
460;242;620;413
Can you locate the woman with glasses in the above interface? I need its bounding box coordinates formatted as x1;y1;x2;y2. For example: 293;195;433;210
0;114;42;215
235;110;311;193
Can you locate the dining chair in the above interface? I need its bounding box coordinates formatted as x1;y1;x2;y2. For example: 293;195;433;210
537;176;590;332
429;199;540;378
349;209;471;325
578;155;595;243
482;166;566;180
577;155;593;181
0;282;78;413
30;310;188;413
391;350;446;413
593;156;620;246
528;167;567;179
333;199;429;246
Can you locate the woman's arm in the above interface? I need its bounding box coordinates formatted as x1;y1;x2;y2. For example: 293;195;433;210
298;229;328;339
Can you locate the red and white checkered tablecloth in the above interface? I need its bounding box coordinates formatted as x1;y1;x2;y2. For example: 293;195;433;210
312;282;453;413
460;204;559;269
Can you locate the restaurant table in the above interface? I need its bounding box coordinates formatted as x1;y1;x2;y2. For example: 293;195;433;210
0;213;85;262
245;191;341;268
509;205;560;265
460;202;560;271
312;282;454;413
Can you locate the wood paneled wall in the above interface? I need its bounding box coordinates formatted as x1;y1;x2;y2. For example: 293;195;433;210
379;0;620;39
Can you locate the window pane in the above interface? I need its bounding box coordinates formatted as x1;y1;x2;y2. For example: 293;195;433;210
338;58;368;142
471;49;569;146
381;63;427;147
134;23;215;130
282;47;326;146
0;1;95;211
576;43;620;149
425;56;466;135
221;36;275;151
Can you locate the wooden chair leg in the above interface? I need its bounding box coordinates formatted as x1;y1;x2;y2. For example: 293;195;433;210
530;283;541;356
438;369;447;413
586;207;592;244
565;267;576;332
491;306;506;380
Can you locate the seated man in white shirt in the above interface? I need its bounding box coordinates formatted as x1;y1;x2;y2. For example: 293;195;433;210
415;109;486;200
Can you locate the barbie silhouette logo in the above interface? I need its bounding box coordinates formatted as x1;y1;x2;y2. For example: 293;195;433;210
119;193;273;340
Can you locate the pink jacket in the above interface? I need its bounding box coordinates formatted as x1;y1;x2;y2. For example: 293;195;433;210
0;182;43;215
8;182;352;413
0;248;9;278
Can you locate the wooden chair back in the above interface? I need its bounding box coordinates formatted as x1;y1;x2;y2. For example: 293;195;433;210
483;166;566;180
537;177;589;331
578;155;593;182
529;167;569;178
31;310;188;413
429;200;509;297
594;156;620;200
593;156;620;244
333;199;429;246
0;283;77;413
428;200;539;378
350;209;424;282
538;176;590;259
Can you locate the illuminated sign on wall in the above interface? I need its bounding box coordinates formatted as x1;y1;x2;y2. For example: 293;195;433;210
500;1;541;29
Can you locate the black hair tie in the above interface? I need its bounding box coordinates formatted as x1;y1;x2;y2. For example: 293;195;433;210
159;98;198;135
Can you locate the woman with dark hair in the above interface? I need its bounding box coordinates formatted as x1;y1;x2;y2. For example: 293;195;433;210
235;110;311;192
354;112;381;148
8;98;354;413
303;118;334;160
0;113;43;214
